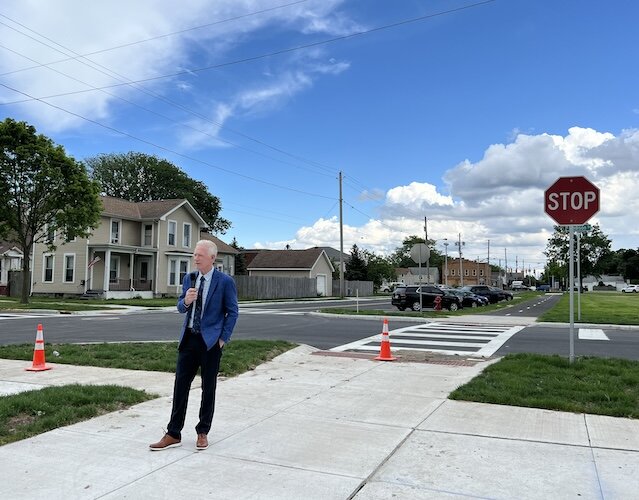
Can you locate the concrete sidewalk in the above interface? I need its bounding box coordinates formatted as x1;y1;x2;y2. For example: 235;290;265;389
1;347;638;499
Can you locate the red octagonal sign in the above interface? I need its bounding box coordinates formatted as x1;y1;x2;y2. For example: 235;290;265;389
544;176;600;225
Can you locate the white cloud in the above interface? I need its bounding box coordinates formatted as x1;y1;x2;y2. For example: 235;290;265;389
275;127;639;269
0;0;351;133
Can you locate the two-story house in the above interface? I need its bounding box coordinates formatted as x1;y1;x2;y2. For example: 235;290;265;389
31;196;236;299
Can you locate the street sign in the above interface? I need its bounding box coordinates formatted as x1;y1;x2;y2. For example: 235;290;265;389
544;176;599;225
410;243;429;264
573;224;592;233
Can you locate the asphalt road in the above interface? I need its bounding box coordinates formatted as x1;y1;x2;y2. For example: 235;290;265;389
1;295;638;359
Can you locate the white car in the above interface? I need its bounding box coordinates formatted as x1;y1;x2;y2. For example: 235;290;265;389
621;284;639;293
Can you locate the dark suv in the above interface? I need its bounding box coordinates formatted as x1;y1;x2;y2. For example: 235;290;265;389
391;285;462;311
460;285;512;303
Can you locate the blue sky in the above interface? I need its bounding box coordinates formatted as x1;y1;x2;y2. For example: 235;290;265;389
2;0;638;276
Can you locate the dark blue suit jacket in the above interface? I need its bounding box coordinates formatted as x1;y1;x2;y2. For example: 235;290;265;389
177;270;239;350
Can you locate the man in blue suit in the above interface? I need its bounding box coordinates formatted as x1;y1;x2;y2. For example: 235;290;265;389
150;239;239;451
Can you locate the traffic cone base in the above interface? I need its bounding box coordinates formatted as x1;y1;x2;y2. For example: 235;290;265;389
26;323;51;372
375;318;396;361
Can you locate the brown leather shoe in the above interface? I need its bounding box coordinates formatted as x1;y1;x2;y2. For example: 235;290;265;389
149;433;181;451
196;433;209;450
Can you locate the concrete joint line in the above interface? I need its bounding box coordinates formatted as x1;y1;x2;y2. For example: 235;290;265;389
584;414;606;499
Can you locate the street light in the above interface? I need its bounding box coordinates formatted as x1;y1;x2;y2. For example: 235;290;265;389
443;239;449;286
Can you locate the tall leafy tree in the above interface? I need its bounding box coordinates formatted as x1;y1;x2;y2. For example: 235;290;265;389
86;152;231;233
345;244;367;281
230;237;247;275
544;224;612;286
362;249;395;288
0;118;101;303
389;235;443;268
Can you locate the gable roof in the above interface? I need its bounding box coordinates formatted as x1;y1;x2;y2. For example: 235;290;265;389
0;240;23;257
100;196;207;226
199;232;238;255
247;248;333;271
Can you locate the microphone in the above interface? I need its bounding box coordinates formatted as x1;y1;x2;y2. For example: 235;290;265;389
189;271;197;287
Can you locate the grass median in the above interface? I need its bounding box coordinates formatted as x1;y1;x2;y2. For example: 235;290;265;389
538;291;639;324
450;353;639;418
0;340;296;445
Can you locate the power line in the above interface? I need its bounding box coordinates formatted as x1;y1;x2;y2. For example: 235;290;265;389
1;82;337;201
2;1;497;102
0;17;337;177
0;0;311;77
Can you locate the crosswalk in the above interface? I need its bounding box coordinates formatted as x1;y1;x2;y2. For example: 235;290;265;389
331;322;525;358
0;312;58;321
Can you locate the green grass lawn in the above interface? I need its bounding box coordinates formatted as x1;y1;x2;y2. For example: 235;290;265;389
450;353;639;418
0;297;120;312
538;291;639;325
0;340;297;445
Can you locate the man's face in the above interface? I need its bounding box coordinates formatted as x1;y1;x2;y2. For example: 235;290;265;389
193;245;215;274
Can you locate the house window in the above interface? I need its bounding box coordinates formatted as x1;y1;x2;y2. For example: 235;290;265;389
169;258;189;286
465;269;469;276
179;260;188;283
143;224;153;246
480;269;484;276
110;256;119;282
111;220;121;244
43;255;54;282
169;259;177;286
183;223;191;248
64;254;75;283
46;225;55;244
168;221;177;246
451;269;455;276
472;269;477;276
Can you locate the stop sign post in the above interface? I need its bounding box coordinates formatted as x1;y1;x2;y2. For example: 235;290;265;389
544;176;600;363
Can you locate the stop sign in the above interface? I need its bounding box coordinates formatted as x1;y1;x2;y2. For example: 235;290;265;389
544;176;599;225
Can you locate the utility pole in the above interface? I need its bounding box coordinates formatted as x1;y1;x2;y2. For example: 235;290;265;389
338;171;344;298
443;239;449;286
424;217;430;284
457;233;465;287
504;248;508;288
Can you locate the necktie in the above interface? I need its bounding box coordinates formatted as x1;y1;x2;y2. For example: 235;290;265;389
192;276;205;333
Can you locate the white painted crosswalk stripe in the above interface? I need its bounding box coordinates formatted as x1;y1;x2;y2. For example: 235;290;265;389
578;328;609;340
331;321;525;358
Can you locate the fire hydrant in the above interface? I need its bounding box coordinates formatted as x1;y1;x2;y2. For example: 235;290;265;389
434;295;442;311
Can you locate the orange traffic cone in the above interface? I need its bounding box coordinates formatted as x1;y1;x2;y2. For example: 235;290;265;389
375;318;396;361
26;323;51;372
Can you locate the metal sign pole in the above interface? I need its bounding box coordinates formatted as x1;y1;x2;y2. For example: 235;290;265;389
569;225;575;364
577;233;581;321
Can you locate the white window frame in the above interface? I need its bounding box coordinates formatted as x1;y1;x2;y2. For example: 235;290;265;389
168;220;177;246
110;219;121;244
182;223;192;248
45;225;55;244
63;253;75;283
168;258;190;286
43;254;54;283
142;223;153;247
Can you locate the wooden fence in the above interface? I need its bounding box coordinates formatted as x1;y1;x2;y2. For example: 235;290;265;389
233;275;317;300
332;280;374;297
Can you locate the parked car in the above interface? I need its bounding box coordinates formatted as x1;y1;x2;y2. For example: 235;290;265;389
391;285;463;311
621;284;639;293
448;289;488;308
536;284;551;292
379;281;404;292
459;285;503;304
491;286;514;301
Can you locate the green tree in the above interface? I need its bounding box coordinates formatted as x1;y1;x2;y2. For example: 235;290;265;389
0;118;101;303
544;224;612;287
230;237;247;275
345;244;367;281
362;250;395;289
85;152;231;233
